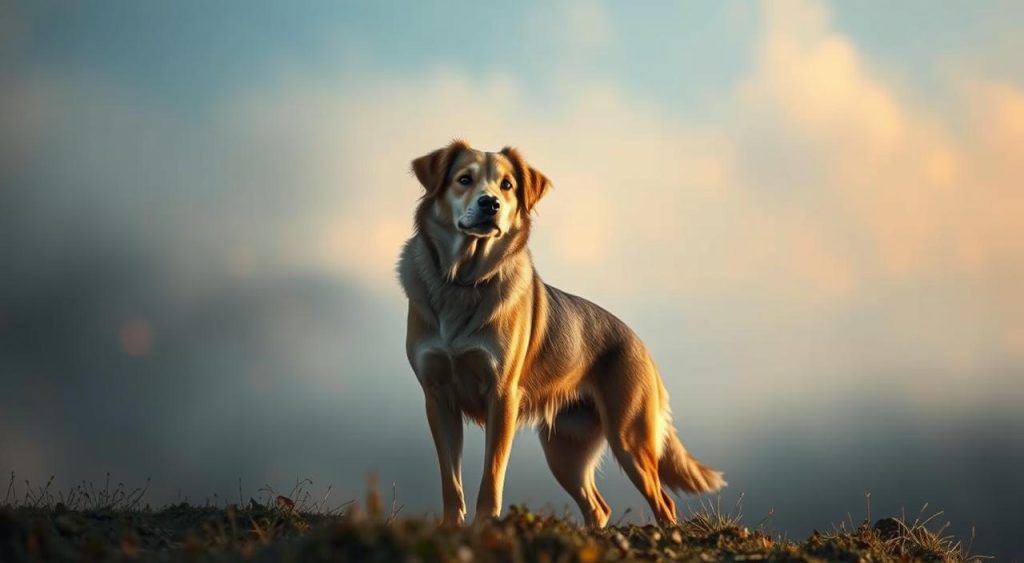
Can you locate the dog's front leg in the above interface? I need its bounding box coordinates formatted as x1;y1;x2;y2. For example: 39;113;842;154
425;393;466;526
475;389;520;522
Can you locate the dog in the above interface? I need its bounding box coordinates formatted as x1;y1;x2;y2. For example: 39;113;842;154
398;140;725;527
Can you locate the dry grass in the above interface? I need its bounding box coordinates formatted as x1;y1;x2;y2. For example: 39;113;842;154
882;504;988;562
4;471;149;512
0;473;990;562
813;495;990;563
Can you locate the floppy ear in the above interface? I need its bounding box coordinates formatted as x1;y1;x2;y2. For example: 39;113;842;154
411;139;469;198
500;146;551;213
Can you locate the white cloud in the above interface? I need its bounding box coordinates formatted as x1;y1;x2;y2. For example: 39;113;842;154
205;0;1023;411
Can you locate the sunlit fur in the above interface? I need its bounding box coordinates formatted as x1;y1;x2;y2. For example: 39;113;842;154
398;140;725;528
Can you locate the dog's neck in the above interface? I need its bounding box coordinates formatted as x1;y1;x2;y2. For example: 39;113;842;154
418;210;531;289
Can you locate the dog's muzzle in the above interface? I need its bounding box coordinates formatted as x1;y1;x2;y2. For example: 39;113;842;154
457;195;501;235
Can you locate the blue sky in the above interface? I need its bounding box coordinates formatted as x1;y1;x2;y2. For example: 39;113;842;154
10;1;1022;116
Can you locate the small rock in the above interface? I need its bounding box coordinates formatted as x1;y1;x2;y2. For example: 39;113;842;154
873;517;902;541
670;529;683;545
611;532;630;552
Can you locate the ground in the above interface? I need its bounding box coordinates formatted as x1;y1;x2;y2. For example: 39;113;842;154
1;479;986;562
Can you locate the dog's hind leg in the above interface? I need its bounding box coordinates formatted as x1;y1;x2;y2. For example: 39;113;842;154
606;434;677;525
538;401;611;527
594;349;678;525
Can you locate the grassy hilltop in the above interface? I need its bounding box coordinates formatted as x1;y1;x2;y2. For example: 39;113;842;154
0;475;986;562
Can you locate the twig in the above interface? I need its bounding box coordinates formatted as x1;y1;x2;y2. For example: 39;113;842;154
385;482;405;524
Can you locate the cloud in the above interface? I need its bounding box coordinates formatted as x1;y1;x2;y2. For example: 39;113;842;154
3;0;1022;473
191;0;1024;411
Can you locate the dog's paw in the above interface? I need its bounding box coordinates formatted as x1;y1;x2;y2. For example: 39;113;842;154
471;512;500;528
441;511;466;528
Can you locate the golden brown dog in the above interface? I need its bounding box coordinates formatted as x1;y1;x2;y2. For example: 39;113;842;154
398;140;725;527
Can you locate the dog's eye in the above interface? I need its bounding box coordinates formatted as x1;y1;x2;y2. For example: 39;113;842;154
457;175;472;186
500;179;513;191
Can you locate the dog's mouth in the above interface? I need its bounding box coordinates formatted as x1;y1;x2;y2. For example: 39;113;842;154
457;220;500;237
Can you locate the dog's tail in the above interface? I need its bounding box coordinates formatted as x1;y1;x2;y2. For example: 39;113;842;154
659;428;727;494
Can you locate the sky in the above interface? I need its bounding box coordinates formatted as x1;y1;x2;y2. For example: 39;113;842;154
2;0;1023;557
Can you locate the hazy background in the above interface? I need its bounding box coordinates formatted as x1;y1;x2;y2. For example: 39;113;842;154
2;0;1023;557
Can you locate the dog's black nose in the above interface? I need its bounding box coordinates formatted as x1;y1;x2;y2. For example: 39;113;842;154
477;195;500;216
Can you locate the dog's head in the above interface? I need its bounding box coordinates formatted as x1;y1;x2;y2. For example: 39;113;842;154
411;140;550;239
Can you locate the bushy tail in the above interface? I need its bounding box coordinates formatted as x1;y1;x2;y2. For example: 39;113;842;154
659;430;727;494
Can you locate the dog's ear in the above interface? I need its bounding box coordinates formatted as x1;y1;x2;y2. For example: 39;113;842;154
500;146;551;213
411;140;469;198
